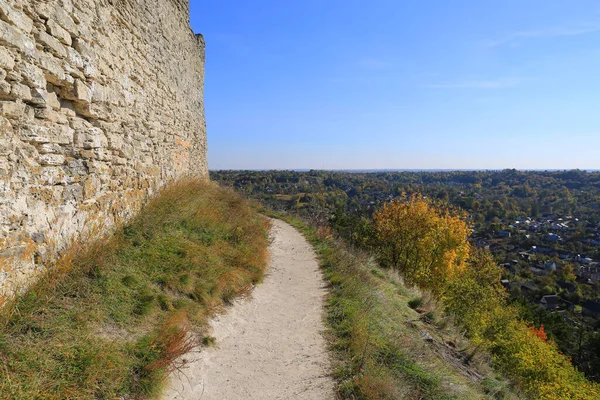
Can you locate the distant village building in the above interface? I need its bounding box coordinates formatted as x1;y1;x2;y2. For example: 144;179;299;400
582;300;600;319
547;233;561;242
519;252;532;261
540;295;561;311
532;246;553;255
557;281;576;292
529;266;548;276
510;281;539;293
577;266;600;281
558;252;572;260
497;230;511;238
500;263;516;274
585;239;600;247
543;262;557;272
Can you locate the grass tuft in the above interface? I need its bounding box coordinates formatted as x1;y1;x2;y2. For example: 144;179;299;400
202;335;217;347
408;297;423;310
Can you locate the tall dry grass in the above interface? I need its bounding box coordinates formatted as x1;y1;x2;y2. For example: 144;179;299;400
0;179;270;399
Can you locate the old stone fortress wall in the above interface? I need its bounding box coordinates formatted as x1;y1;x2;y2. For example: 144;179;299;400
0;0;207;297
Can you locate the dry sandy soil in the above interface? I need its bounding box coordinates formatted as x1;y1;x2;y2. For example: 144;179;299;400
162;219;335;400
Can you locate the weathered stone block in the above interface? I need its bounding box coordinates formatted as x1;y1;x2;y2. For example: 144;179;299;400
47;19;72;46
20;124;73;145
90;82;105;103
0;19;35;54
106;133;123;151
10;82;31;101
67;47;84;69
46;91;60;110
0;81;13;100
78;149;95;160
67;158;86;175
83;61;97;80
0;100;25;118
74;127;107;150
73;79;91;104
72;38;93;60
5;69;19;81
0;47;15;70
37;142;62;154
19;124;51;143
63;183;83;202
35;30;67;58
16;62;46;89
0;116;12;136
38;166;66;185
63;62;84;81
0;2;34;33
50;8;78;37
59;99;76;116
30;88;49;106
83;174;101;198
33;108;68;124
37;53;66;86
39;154;66;166
113;156;127;165
56;125;74;144
23;104;34;121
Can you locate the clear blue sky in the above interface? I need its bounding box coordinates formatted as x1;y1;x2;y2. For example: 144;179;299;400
189;1;600;170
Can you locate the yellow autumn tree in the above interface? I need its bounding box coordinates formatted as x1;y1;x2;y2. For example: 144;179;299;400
373;195;470;297
489;312;600;400
374;196;600;398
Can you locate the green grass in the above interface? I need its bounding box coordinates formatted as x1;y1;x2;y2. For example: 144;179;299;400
273;212;518;400
0;180;270;399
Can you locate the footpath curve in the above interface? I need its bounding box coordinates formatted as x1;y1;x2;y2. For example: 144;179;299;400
163;219;335;400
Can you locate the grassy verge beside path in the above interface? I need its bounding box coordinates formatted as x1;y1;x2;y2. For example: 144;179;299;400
273;213;518;400
0;180;270;399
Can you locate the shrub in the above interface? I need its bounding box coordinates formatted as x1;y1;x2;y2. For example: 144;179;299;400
408;297;423;309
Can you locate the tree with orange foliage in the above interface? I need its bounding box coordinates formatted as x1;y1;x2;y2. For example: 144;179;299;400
529;324;549;343
373;195;470;298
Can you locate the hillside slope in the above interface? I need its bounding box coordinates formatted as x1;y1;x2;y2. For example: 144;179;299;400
280;215;520;400
0;180;269;399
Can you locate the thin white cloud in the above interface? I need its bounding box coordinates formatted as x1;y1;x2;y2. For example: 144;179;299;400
482;25;600;48
425;77;520;89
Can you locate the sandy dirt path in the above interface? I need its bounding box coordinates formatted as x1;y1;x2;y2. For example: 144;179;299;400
162;219;335;400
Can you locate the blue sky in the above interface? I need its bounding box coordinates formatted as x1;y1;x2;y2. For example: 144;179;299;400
189;1;600;170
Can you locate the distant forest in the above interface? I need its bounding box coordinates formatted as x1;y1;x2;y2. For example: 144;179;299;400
212;169;600;229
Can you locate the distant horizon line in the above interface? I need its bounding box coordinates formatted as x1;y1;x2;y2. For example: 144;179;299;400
210;168;600;173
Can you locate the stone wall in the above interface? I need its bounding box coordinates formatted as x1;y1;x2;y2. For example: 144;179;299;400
0;0;207;297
